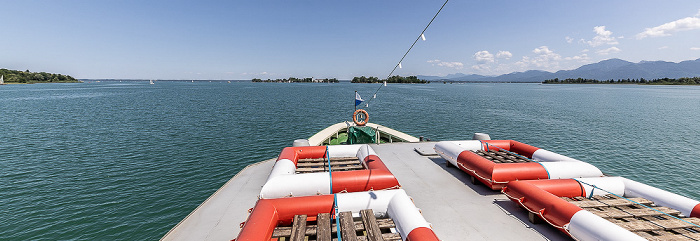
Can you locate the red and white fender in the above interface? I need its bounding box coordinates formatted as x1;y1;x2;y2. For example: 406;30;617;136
502;177;700;241
237;189;440;241
259;144;400;199
434;140;603;190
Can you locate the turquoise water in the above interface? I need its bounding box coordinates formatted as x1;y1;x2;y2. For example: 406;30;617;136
1;81;699;239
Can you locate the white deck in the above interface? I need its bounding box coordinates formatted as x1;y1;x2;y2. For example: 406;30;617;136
162;142;572;241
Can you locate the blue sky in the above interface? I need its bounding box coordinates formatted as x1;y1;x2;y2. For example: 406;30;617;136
1;0;699;80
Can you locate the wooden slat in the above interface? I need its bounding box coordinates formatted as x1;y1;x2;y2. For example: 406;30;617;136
339;211;358;241
676;229;700;240
290;214;307;241
381;233;403;241
298;157;359;162
297;160;361;167
272;211;399;240
585;207;633;219
596;197;653;206
569;200;608;208
619;205;682;217
317;213;332;241
360;209;384;241
615;219;663;232
474;150;531;163
376;218;396;229
651;218;700;230
296;165;364;173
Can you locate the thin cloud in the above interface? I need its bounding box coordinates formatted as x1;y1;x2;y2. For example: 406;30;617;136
427;59;464;69
565;36;574;43
515;46;562;70
658;46;669;50
691;47;700;51
474;51;495;63
496;51;513;59
596;47;621;55
586;26;619;47
564;53;590;62
636;10;700;39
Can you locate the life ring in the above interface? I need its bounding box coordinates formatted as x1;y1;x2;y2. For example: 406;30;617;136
353;109;369;126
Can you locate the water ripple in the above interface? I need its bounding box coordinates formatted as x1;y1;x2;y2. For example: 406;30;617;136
0;82;698;240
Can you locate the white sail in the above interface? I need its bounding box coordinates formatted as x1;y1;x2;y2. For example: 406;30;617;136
0;75;4;84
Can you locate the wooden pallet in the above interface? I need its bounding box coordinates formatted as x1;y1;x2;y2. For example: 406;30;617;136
563;195;700;240
271;209;402;241
295;157;365;174
472;150;532;163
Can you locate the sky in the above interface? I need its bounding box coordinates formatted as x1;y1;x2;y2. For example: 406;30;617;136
1;0;699;80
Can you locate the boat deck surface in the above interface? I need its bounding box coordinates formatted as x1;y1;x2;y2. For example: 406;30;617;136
162;142;571;241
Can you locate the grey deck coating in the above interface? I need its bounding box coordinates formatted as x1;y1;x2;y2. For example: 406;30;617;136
162;142;572;240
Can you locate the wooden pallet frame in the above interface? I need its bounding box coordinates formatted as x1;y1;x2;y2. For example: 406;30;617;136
564;195;700;240
272;209;401;241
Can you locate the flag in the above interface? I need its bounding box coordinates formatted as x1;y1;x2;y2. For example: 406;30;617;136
355;92;364;106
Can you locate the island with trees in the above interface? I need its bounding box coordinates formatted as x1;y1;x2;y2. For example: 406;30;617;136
542;77;700;85
0;68;80;84
351;75;428;84
252;77;339;83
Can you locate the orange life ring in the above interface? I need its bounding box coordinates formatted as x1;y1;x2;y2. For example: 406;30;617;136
353;109;369;126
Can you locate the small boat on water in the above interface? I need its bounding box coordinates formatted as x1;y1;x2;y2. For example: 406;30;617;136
162;108;700;241
1;75;5;85
150;79;155;85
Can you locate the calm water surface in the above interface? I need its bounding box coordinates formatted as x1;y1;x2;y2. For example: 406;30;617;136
1;81;698;239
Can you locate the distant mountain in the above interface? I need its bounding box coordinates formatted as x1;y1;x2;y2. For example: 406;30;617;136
425;58;700;82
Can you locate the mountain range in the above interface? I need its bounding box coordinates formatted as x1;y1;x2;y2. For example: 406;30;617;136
417;58;700;82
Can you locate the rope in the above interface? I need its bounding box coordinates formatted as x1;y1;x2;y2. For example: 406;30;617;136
479;140;551;179
327;146;342;241
364;0;449;108
574;178;700;229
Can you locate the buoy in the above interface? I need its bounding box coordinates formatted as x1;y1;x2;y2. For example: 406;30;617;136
353;109;369;126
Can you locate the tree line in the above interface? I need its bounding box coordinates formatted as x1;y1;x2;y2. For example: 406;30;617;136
252;77;339;83
351;75;428;84
542;77;700;85
0;68;79;83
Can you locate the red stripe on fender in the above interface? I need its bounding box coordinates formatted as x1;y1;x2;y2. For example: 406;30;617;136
277;146;328;165
503;179;584;230
236;195;335;241
691;203;700;218
457;150;495;185
507;140;540;158
364;155;389;171
481;140;512;152
491;163;549;189
457;150;548;190
236;200;279;241
332;170;399;193
406;227;440;241
268;195;335;223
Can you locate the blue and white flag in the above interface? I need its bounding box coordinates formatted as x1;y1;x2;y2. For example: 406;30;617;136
355;92;364;106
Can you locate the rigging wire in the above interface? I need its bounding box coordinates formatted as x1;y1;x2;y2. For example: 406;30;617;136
364;0;449;108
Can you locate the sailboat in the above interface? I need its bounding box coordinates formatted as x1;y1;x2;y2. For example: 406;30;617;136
149;79;154;85
0;75;4;85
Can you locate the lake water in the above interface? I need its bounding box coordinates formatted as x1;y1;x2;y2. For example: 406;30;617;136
1;81;699;240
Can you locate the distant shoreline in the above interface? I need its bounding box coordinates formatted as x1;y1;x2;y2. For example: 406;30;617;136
542;77;700;85
1;68;80;84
